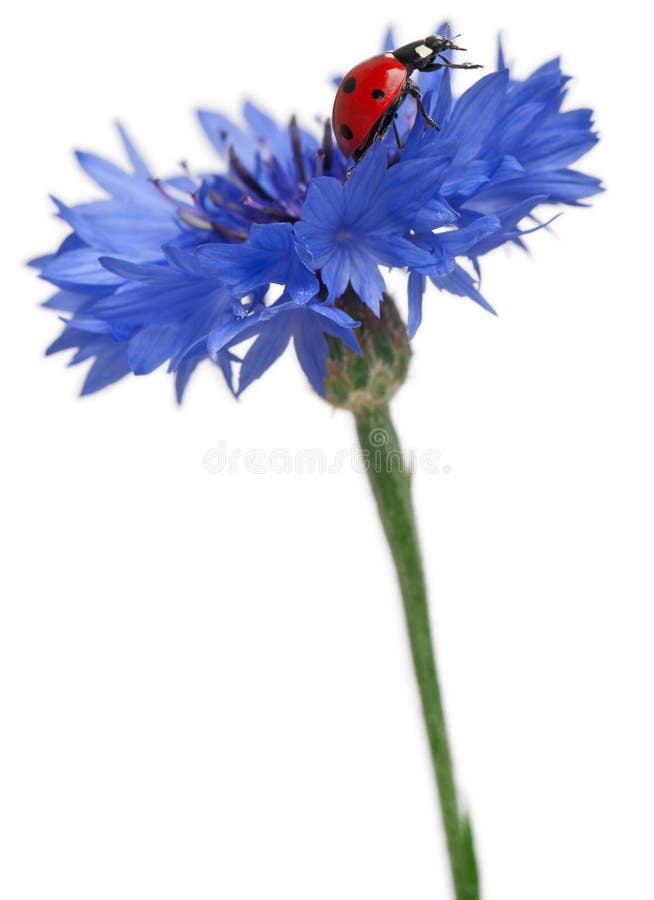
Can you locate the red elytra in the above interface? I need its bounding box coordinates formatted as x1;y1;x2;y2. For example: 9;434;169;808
332;54;407;160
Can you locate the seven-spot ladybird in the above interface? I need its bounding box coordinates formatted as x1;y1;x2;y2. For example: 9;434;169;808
333;34;482;166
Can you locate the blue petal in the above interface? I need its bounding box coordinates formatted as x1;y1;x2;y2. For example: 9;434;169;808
42;249;125;289
407;272;426;339
298;176;346;230
382;26;396;52
175;350;205;403
207;312;264;359
348;255;386;315
432;265;496;315
436;216;501;257
311;303;361;354
81;342;131;395
54;197;178;258
127;323;180;374
42;290;92;312
293;314;330;395
342;144;389;222
446;71;510;161
497;34;507;71
238;321;292;394
199;223;319;300
116;122;151;178
197;109;257;169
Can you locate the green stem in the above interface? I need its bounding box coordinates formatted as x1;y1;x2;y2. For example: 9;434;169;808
355;403;479;900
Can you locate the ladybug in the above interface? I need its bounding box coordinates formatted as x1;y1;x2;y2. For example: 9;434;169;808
333;34;482;165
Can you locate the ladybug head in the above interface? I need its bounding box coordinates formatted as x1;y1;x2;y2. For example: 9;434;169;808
392;33;479;75
424;33;466;55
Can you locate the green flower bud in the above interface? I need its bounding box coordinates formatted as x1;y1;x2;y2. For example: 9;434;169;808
323;289;411;415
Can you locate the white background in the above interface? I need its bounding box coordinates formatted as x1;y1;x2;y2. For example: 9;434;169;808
2;1;653;898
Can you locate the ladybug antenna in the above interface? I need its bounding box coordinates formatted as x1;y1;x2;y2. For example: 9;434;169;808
446;37;467;51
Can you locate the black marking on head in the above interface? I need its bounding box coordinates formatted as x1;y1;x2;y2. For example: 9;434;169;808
372;88;385;100
340;123;353;140
342;76;356;93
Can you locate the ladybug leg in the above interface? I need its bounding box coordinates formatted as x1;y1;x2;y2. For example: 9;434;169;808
407;82;440;131
345;87;410;176
352;110;395;161
422;58;483;72
345;109;398;177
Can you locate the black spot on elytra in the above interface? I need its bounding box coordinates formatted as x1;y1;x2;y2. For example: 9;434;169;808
342;76;356;93
372;88;385;100
340;123;353;140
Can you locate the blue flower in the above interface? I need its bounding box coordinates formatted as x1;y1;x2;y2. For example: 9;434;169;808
294;144;451;314
33;34;601;401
